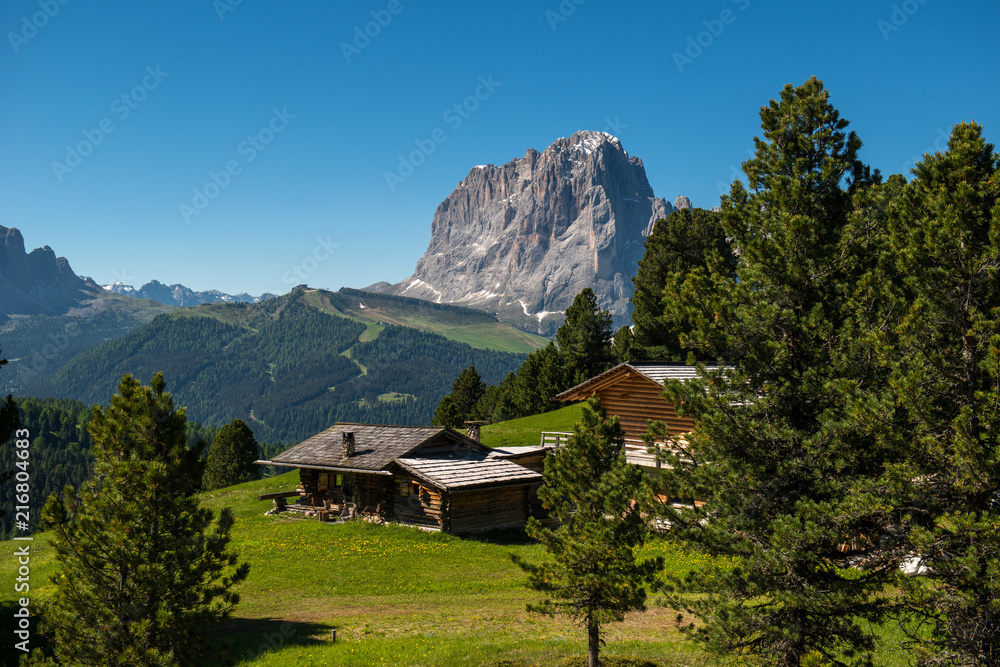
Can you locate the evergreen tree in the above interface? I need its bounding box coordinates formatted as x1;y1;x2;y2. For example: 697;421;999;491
513;397;663;667
886;122;1000;666
556;288;614;385
32;373;249;666
611;324;636;364
631;208;736;362
0;349;20;523
432;365;486;428
509;343;568;417
654;77;897;667
202;418;261;491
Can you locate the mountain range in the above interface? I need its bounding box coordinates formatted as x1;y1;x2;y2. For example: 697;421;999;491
381;130;694;334
0;223;543;439
0;225;178;392
103;280;277;307
1;129;699;434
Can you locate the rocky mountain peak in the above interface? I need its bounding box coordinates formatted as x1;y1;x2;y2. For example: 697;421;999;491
385;132;678;334
0;225;96;318
673;195;693;210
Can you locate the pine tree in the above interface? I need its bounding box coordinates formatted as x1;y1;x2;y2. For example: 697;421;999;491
631;208;736;362
886;122;1000;666
654;77;898;667
513;397;663;667
556;288;614;385
202;418;261;491
32;373;249;666
433;366;486;428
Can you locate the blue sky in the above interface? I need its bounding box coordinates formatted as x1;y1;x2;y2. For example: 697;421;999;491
2;0;997;296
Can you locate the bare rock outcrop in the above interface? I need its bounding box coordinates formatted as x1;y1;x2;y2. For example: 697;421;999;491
388;131;675;334
0;225;97;318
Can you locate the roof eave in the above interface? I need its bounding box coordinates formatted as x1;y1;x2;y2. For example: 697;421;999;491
256;460;393;476
555;362;664;402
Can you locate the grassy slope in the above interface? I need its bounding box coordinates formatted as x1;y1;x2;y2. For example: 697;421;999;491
303;288;548;354
1;473;911;667
1;473;710;667
479;402;586;449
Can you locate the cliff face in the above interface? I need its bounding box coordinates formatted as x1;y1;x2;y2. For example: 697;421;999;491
0;225;97;318
388;131;673;334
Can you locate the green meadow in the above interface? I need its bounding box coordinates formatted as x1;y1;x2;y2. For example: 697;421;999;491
2;470;718;666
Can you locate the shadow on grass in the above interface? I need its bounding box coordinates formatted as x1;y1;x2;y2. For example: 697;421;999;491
1;599;48;667
458;526;536;546
213;617;333;664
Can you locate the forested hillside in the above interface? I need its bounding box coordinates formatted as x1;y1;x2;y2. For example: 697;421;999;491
0;397;216;539
23;290;526;443
1;294;177;393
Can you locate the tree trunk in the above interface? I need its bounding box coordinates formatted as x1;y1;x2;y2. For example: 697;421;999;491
588;617;600;667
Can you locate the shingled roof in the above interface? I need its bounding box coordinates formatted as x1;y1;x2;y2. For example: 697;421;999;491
270;423;485;471
395;456;542;492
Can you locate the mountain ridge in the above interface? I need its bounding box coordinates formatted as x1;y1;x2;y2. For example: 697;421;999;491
104;279;277;307
25;286;528;442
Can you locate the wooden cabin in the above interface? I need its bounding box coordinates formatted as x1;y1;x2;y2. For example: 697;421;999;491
553;363;706;470
258;423;544;534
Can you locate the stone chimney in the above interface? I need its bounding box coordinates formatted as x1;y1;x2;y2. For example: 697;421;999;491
464;421;485;442
342;431;355;459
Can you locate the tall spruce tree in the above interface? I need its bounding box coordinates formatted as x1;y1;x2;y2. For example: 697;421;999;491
433;365;486;428
886;122;1000;666
556;288;614;385
631;208;736;362
653;77;898;667
32;373;249;666
202;418;261;490
513;397;663;667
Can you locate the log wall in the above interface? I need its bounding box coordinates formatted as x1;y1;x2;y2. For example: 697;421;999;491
391;472;445;529
593;374;695;444
449;486;528;534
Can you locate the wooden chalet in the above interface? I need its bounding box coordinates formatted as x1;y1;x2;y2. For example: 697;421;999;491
257;423;544;534
553;363;707;469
